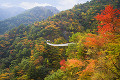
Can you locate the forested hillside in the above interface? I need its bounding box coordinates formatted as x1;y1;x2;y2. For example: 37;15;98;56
0;0;120;80
0;6;59;35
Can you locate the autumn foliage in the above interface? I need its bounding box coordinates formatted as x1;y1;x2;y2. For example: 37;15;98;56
84;5;120;48
58;5;120;80
95;5;120;35
0;1;120;80
60;59;66;70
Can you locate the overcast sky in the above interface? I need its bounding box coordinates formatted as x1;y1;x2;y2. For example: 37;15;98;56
0;0;91;11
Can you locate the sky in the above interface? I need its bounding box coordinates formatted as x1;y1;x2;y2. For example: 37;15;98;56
0;0;91;11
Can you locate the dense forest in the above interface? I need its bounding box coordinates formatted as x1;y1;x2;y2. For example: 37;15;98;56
0;6;59;35
0;0;120;80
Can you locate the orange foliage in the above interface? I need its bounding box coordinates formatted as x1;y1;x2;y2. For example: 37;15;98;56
76;59;97;79
84;5;119;48
10;50;14;54
17;70;24;76
34;56;43;65
31;50;34;55
0;35;4;37
84;33;106;48
95;5;120;35
66;59;85;69
35;44;45;53
60;59;85;71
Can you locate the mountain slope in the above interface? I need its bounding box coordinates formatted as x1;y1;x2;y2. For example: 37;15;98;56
0;0;119;79
0;6;59;34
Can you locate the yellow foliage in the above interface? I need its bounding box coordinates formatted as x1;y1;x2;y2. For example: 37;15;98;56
30;56;35;61
35;44;45;53
45;24;59;30
0;73;10;80
17;75;29;80
17;70;24;76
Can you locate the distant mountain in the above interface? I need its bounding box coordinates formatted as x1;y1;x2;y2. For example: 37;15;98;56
0;7;25;21
0;6;59;34
44;6;59;14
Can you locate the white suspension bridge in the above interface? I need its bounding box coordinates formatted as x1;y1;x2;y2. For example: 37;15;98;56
46;40;75;46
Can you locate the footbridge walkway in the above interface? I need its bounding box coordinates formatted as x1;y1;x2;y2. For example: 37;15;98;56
46;41;75;47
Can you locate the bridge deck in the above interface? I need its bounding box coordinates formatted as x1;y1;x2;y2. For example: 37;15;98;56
46;42;75;46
